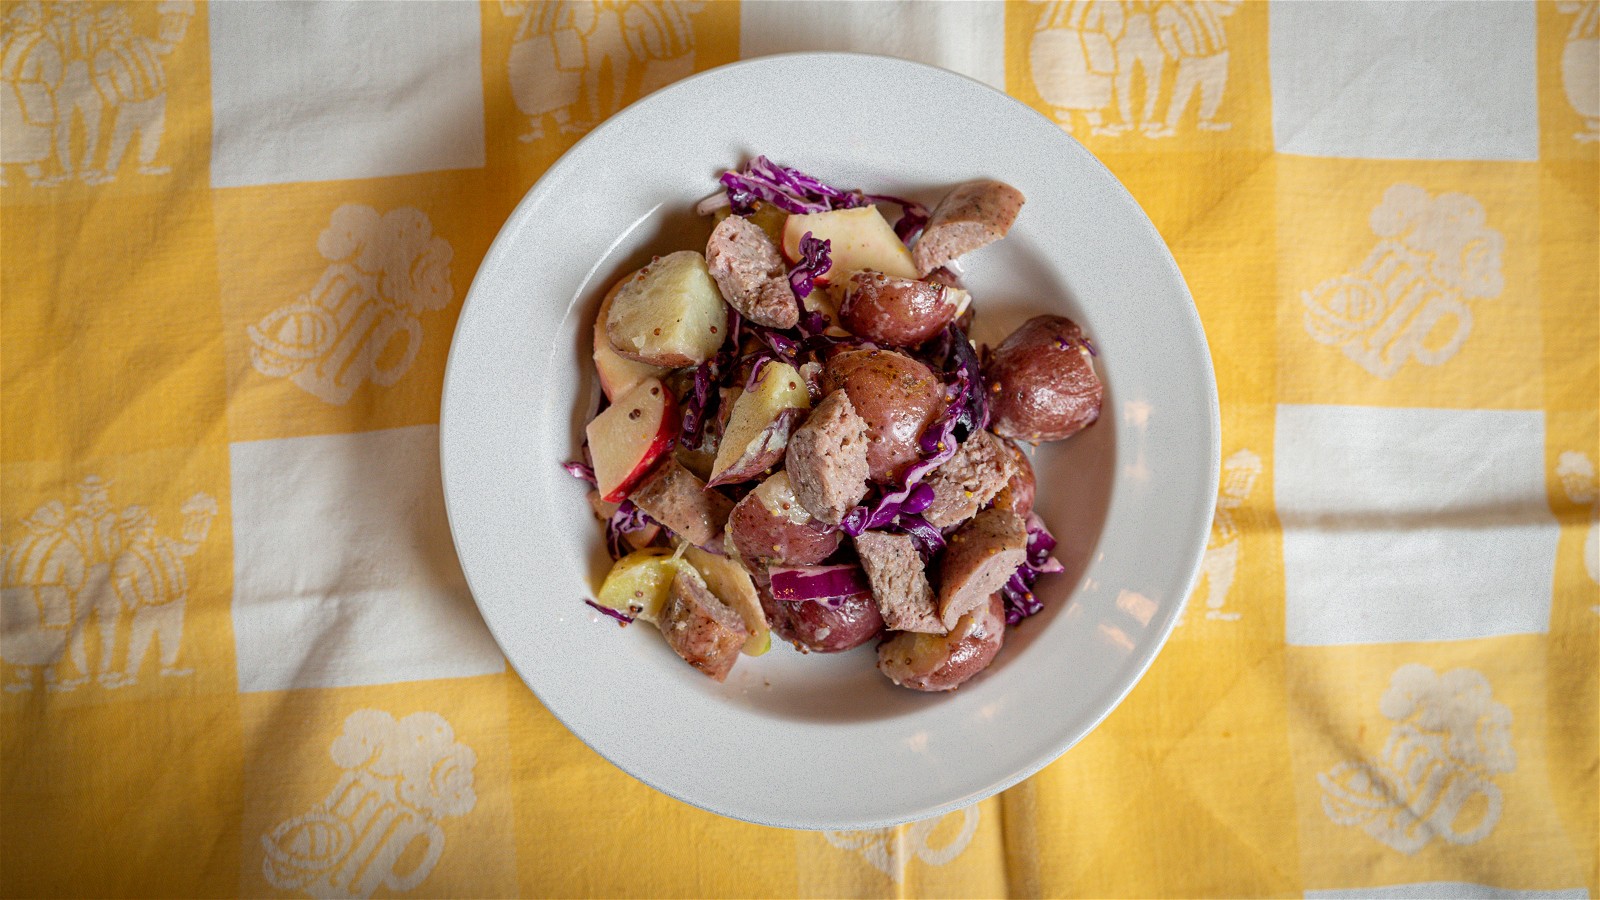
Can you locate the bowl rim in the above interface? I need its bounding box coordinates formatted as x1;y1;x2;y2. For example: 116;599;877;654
441;50;1221;830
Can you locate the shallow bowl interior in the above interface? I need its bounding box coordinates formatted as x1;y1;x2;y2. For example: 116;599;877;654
441;52;1219;830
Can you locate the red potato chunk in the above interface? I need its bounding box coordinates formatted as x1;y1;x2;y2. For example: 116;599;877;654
839;271;961;348
984;315;1103;443
879;594;1006;692
822;349;945;484
725;471;842;566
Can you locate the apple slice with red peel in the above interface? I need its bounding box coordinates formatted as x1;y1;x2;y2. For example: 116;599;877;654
593;281;666;402
587;377;678;502
782;206;917;283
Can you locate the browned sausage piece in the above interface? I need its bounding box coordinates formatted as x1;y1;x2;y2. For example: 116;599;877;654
661;567;749;682
911;180;1026;276
854;531;944;634
986;315;1102;443
785;390;871;525
705;214;799;329
992;440;1036;517
936;508;1027;631
629;457;733;548
879;593;1005;692
922;429;1018;529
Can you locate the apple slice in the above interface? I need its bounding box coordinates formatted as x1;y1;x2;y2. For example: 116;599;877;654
708;361;810;487
682;545;771;656
594;281;666;402
587;376;678;502
782;206;917;283
605;251;728;367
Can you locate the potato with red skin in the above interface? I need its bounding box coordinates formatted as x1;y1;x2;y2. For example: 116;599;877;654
758;580;885;653
822;349;945;484
725;471;841;565
984;315;1103;443
992;440;1035;517
840;272;961;348
878;594;1006;692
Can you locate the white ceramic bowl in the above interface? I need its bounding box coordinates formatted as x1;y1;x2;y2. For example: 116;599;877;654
441;53;1219;830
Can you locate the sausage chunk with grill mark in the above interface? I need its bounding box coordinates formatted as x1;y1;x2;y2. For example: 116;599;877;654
629;457;733;548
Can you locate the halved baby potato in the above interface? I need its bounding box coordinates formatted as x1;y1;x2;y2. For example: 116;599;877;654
606;251;729;367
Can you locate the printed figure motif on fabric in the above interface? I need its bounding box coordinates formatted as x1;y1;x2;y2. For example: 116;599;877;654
1319;665;1516;854
1556;450;1599;611
502;0;705;143
1029;0;1239;138
1302;184;1504;379
262;710;478;900
0;0;194;187
248;205;454;405
1557;1;1599;142
1;476;217;692
1180;448;1260;625
823;806;979;883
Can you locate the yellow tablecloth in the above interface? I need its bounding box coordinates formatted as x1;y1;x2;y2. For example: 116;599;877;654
2;2;1596;897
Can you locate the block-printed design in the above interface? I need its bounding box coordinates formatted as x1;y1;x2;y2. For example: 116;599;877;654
1557;1;1599;143
1028;0;1239;139
0;0;193;188
247;205;453;405
1307;883;1589;899
501;0;704;143
1556;451;1600;608
262;709;477;899
1301;184;1504;380
823;805;980;883
1181;447;1261;625
2;476;216;692
1319;665;1515;854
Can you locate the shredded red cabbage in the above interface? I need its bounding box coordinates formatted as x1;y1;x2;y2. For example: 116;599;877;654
720;156;868;216
864;193;930;245
679;362;715;445
769;564;873;607
562;460;597;485
604;499;657;560
788;232;831;299
745;322;801;362
585;599;635;625
1000;514;1065;625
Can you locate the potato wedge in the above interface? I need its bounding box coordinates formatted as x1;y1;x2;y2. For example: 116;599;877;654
605;251;729;367
708;361;811;487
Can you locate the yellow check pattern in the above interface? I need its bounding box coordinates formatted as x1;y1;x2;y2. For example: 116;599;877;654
2;2;1595;897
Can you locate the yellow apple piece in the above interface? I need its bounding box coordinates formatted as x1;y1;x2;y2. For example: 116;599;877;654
605;250;729;367
593;281;666;402
708;361;811;487
682;545;771;656
781;206;917;284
